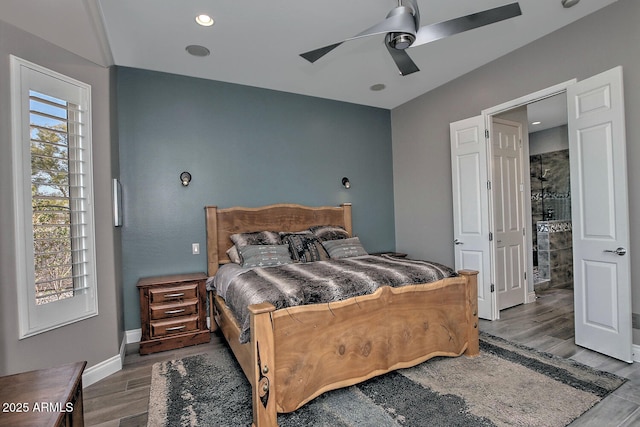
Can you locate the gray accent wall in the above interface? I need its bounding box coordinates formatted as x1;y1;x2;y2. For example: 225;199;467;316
392;0;640;344
117;67;394;330
0;20;122;375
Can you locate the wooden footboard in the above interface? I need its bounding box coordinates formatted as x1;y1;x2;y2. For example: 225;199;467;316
212;270;479;427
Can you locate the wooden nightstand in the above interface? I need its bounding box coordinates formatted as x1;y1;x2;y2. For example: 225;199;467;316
137;272;210;355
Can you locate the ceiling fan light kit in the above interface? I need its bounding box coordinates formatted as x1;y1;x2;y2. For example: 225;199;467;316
300;1;522;76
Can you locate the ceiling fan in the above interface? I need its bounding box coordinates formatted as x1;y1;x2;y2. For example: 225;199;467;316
300;1;522;76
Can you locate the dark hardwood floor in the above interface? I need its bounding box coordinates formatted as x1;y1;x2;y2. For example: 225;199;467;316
83;288;640;426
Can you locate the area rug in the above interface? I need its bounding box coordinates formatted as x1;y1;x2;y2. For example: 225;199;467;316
147;333;625;426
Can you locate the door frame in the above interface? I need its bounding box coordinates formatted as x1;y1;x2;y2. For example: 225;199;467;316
481;79;576;319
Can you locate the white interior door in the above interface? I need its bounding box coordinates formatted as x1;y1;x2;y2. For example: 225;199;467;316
568;66;632;363
450;116;495;320
491;118;526;310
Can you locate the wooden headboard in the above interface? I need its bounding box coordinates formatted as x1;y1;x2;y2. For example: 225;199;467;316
205;203;352;276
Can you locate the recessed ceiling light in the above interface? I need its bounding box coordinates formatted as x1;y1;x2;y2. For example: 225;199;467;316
370;83;386;91
195;14;214;27
185;45;210;57
532;121;542;125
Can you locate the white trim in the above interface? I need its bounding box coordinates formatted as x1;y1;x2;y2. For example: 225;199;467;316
126;328;142;344
526;291;537;304
82;335;126;388
481;80;577;117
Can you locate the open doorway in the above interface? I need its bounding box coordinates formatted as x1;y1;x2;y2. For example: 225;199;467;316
527;95;573;294
494;94;573;297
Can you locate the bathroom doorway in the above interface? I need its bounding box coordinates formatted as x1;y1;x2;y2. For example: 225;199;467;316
526;95;573;292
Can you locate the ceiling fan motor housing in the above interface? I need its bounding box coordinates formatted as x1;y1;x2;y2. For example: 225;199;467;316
386;32;415;50
385;5;418;50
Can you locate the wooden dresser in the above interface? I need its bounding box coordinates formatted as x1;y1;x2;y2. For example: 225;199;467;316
137;272;210;355
0;361;86;427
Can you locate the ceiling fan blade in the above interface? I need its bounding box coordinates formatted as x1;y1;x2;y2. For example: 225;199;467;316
412;2;522;48
300;43;343;63
300;10;416;63
386;44;420;76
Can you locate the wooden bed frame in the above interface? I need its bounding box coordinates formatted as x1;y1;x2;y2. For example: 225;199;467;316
205;203;479;427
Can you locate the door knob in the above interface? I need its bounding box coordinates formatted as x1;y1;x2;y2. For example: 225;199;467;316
603;247;627;256
454;239;464;245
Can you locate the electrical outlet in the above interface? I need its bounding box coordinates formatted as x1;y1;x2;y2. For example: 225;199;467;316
192;243;200;255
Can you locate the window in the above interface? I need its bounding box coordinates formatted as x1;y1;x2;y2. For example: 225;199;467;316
11;56;98;338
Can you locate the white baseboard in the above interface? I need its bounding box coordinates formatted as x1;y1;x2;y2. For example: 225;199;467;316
633;344;640;363
81;322;214;388
526;291;537;304
126;328;142;344
82;335;126;388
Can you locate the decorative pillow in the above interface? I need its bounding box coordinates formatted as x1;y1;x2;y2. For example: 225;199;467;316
308;225;350;241
322;237;368;259
237;244;293;268
230;231;282;248
281;233;330;263
226;245;242;264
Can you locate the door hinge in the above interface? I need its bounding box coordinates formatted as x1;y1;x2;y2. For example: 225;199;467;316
489;232;493;241
485;129;490;139
523;228;526;236
524;272;527;280
491;284;495;292
487;181;492;190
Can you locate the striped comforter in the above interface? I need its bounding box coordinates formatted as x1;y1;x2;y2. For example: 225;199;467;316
218;255;457;343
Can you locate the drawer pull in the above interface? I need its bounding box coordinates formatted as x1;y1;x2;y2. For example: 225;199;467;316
166;325;186;332
164;293;185;298
165;309;186;315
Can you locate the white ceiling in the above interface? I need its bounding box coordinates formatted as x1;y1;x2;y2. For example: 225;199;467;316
527;94;568;133
0;0;616;109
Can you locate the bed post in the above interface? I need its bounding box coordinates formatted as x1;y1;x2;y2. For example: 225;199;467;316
341;203;352;236
205;206;219;277
249;302;278;427
459;270;480;357
205;206;220;333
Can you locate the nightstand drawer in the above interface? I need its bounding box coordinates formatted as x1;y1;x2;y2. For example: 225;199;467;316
151;315;199;338
149;282;198;304
150;300;198;320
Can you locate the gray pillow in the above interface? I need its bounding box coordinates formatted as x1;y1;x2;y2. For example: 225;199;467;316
322;237;368;259
281;233;330;263
226;245;242;264
230;231;282;247
308;225;349;241
238;244;293;268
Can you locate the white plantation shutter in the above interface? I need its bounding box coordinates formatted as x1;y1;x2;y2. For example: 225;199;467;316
11;56;98;338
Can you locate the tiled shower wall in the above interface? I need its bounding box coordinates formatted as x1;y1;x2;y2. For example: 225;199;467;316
537;220;573;290
530;149;573;289
530;149;571;223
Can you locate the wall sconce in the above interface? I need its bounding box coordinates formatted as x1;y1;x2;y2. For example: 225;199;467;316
341;177;351;189
180;171;192;187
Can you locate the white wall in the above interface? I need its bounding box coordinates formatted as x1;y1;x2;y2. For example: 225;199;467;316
392;0;640;344
529;126;569;155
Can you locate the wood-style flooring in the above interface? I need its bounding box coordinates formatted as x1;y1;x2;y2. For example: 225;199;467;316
83;288;640;426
